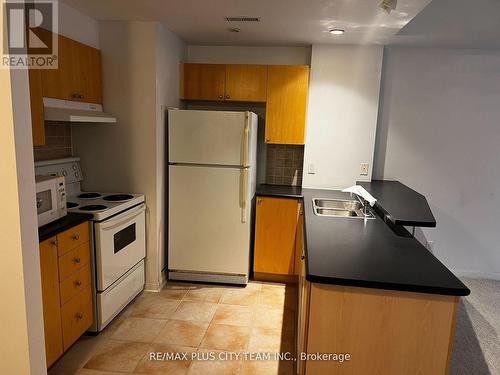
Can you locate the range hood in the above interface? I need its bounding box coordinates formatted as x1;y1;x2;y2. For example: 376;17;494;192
43;97;117;123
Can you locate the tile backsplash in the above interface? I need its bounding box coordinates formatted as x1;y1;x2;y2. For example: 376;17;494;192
265;144;304;186
33;121;72;161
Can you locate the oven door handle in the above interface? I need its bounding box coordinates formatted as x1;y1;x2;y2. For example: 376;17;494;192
99;204;146;231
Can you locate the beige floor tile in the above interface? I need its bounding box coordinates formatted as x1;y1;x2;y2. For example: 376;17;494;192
84;340;151;373
248;327;294;353
161;282;195;299
200;323;250;351
184;286;226;303
212;304;253;327
240;359;294;375
244;282;263;292
187;357;242;375
129;294;181;319
220;288;260;306
253;306;295;332
155;320;209;347
171;301;218;322
257;288;286;308
111;317;167;343
133;343;194;374
76;369;129;375
261;283;287;292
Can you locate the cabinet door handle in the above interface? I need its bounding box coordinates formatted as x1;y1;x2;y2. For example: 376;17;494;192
265;138;270;143
218;95;223;99
72;257;81;264
75;312;83;320
225;94;230;100
72;234;80;241
257;198;262;205
74;280;82;287
301;255;305;260
51;240;58;246
71;92;79;99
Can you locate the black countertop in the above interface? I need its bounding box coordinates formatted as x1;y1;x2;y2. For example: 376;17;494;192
358;180;436;227
38;213;93;242
256;184;303;199
255;183;469;296
302;189;469;296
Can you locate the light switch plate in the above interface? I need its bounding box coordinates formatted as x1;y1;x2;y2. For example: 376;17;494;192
360;163;369;176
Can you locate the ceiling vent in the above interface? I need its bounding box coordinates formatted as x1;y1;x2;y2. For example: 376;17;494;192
225;16;261;22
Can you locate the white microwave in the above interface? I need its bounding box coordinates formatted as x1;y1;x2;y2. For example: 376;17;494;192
35;175;67;227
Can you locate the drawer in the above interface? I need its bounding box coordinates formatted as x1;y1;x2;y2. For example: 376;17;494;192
57;222;90;256
60;263;91;306
61;285;92;351
58;242;90;281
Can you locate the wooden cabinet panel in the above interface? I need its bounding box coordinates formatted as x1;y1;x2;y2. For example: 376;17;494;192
57;221;89;256
61;285;93;350
41;33;102;103
77;42;103;104
225;64;267;102
29;68;45;146
58;242;90;281
39;237;63;367
297;254;310;375
305;285;458;375
254;197;300;275
59;263;91;306
41;34;78;101
265;65;309;145
180;63;226;101
294;202;304;276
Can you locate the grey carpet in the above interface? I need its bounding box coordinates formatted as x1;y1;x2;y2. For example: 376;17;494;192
450;278;500;375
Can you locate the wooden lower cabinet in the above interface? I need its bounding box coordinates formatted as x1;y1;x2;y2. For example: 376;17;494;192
39;237;64;367
254;197;301;275
298;283;459;375
38;222;92;368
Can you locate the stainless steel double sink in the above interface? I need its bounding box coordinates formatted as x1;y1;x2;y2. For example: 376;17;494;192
312;197;375;219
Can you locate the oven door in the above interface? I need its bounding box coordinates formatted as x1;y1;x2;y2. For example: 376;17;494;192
94;203;146;291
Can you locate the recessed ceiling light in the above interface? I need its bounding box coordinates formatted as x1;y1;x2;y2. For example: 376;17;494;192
329;29;344;35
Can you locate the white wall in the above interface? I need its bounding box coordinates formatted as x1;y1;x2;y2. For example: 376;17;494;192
58;2;99;48
187;45;311;65
373;47;500;280
302;45;383;189
155;24;187;278
73;21;186;290
0;7;46;371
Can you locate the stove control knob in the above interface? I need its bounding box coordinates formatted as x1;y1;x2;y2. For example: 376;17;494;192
62;170;68;177
74;172;79;178
72;165;77;170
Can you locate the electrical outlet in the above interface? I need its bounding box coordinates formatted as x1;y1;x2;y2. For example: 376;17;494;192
360;163;369;176
308;163;316;174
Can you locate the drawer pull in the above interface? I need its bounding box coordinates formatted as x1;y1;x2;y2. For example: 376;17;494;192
74;280;82;287
75;312;84;320
51;240;58;246
72;257;81;264
72;234;80;241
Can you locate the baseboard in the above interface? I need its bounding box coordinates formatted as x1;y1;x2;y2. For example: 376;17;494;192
252;272;298;284
450;269;500;281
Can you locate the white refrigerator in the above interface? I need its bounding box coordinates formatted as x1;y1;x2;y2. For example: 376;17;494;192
168;109;258;284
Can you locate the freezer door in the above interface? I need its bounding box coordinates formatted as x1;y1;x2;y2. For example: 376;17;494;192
168;109;256;166
168;164;251;275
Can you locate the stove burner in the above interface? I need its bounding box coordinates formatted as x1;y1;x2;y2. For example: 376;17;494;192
79;204;108;211
66;202;79;209
78;192;102;199
103;194;134;202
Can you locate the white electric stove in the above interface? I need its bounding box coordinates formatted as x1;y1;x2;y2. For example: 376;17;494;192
35;157;146;332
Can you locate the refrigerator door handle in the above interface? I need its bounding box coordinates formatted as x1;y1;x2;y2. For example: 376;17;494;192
241;112;251;167
240;168;248;223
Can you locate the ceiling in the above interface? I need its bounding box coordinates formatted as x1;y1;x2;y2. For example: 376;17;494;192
60;0;433;46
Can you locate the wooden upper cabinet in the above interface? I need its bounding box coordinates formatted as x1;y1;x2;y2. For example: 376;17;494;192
180;63;226;101
39;237;64;367
29;68;45;146
41;34;103;103
225;64;267;102
265;65;310;145
254;197;300;275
